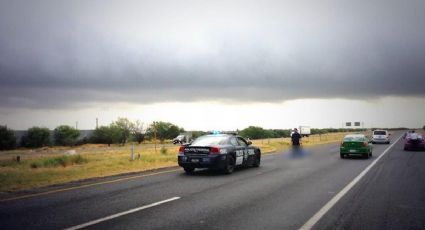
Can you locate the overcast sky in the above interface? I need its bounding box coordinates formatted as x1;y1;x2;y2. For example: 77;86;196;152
1;0;424;130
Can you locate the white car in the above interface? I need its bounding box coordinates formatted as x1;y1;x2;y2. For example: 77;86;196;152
372;130;390;144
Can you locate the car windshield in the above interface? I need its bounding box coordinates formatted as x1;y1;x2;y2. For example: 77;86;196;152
373;131;386;135
344;136;365;142
190;136;229;146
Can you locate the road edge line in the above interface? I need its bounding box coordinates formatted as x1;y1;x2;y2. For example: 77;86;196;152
299;134;403;230
64;196;181;230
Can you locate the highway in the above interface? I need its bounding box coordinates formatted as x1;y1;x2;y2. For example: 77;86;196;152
1;131;424;230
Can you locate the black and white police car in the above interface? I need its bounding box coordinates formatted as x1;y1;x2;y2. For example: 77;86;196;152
177;133;261;174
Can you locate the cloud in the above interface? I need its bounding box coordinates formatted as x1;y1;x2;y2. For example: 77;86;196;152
1;0;425;109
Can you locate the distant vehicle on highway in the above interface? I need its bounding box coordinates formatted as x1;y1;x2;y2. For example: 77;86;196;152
340;134;373;159
371;130;390;144
177;133;261;174
299;126;311;137
403;132;425;151
172;133;192;145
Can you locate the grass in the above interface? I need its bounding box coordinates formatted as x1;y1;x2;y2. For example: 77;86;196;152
0;132;351;192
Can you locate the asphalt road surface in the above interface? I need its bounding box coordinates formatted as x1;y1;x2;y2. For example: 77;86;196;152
1;131;424;230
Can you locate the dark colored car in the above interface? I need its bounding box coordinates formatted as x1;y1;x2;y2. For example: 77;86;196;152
340;134;373;159
177;134;261;174
403;132;425;151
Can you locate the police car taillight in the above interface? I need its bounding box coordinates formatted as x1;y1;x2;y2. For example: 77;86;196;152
210;147;220;154
178;146;185;154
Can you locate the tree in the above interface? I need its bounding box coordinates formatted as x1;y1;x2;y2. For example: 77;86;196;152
90;126;121;146
239;126;267;139
54;125;80;146
23;127;51;148
0;125;16;150
147;121;184;142
111;118;135;145
132;120;145;144
423;125;425;131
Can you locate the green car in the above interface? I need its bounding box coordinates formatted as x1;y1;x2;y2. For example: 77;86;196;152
340;134;373;159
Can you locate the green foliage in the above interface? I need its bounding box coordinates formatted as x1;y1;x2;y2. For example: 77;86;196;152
239;126;267;139
147;121;184;142
160;146;168;155
30;154;88;168
111;117;135;145
54;125;80;146
132;120;145;144
90;126;121;145
0;125;16;150
133;132;145;144
22;127;51;148
191;131;207;139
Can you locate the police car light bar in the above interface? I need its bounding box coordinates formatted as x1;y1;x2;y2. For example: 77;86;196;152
207;131;238;135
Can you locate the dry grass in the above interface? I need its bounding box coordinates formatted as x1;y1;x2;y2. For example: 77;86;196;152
0;132;353;192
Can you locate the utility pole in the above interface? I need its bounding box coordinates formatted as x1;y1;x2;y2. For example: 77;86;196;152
153;121;157;154
96;118;98;129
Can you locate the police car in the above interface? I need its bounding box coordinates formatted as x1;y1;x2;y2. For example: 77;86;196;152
177;133;261;174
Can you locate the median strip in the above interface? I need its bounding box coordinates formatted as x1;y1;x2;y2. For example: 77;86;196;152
64;196;181;230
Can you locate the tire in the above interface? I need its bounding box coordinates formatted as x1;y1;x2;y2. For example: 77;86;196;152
340;153;345;159
253;151;261;167
223;155;235;174
183;167;195;174
369;151;372;157
363;153;369;159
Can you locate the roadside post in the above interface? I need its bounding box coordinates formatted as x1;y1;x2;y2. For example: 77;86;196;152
131;144;135;160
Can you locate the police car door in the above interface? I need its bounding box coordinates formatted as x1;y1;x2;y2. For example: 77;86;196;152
236;137;249;166
230;137;244;166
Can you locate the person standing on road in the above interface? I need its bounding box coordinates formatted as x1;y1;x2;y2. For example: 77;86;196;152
291;128;302;147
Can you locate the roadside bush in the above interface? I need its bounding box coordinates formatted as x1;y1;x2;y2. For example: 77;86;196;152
54;125;80;146
30;154;88;168
22;127;51;148
160;147;168;155
0;125;16;150
90;126;121;146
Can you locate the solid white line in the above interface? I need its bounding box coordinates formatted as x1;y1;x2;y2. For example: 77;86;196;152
299;134;403;230
64;197;181;230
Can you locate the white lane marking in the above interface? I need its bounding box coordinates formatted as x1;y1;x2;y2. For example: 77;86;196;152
64;197;180;230
300;134;403;230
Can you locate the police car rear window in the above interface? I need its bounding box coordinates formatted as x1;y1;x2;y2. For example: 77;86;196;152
373;131;386;135
191;136;229;146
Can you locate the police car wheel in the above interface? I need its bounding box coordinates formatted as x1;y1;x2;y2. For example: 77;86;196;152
253;151;261;167
223;156;235;174
184;167;195;173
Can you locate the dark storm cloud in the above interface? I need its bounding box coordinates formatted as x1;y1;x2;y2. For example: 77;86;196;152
1;0;425;109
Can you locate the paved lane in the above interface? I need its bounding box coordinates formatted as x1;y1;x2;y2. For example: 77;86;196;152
314;133;425;230
0;132;404;230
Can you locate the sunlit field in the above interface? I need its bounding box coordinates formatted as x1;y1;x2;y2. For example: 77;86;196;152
0;132;352;192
